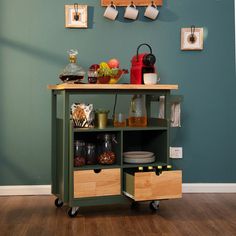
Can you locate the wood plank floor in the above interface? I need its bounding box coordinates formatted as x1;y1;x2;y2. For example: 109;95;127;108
0;194;236;236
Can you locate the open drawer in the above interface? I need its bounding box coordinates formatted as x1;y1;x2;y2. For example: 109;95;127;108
123;170;182;201
74;169;121;198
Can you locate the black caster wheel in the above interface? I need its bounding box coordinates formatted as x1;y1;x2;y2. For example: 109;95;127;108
54;198;63;208
68;207;79;218
130;201;139;209
149;201;160;211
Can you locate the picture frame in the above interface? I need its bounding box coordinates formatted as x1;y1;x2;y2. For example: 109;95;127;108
65;5;88;28
181;27;204;51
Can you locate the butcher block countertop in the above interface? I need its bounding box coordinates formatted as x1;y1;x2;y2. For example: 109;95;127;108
47;83;178;91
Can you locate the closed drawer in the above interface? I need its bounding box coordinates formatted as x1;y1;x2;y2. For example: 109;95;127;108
74;169;121;198
124;170;182;201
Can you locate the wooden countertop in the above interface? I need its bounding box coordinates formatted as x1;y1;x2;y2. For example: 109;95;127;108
47;83;178;91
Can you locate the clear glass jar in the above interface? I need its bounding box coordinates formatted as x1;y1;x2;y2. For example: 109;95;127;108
86;143;97;165
128;94;147;127
74;140;86;167
97;134;117;165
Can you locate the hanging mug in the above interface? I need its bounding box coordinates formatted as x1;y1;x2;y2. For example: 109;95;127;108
124;4;139;20
104;3;118;20
144;3;159;20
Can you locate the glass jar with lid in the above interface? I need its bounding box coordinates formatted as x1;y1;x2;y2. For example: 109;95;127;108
74;140;86;167
86;143;97;165
97;134;117;165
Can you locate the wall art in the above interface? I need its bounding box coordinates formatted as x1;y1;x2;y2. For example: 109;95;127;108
65;4;88;28
181;27;204;51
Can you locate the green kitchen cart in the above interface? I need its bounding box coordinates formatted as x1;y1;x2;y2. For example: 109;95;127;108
48;84;182;217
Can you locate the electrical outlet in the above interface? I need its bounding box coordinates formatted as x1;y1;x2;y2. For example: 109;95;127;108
170;147;183;159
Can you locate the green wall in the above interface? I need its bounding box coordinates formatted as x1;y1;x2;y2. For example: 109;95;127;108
0;0;235;185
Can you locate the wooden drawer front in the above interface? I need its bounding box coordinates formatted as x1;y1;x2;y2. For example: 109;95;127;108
125;170;182;201
74;169;121;198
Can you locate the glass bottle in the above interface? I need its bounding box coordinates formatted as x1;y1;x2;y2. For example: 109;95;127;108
128;94;147;127
86;143;97;165
97;134;117;165
59;49;86;83
74;140;86;167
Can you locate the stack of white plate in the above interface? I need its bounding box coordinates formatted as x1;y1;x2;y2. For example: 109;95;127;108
123;151;156;164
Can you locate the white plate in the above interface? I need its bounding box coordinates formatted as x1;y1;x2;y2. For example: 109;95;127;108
124;156;156;164
123;151;154;159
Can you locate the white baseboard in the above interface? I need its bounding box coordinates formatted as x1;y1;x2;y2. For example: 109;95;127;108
182;183;236;193
0;185;51;196
0;184;236;196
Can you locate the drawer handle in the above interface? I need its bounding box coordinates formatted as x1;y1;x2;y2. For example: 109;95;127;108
94;169;102;174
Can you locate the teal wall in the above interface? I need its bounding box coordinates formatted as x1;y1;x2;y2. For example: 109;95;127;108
0;0;235;185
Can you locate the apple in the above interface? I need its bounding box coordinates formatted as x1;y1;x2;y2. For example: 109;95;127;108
108;58;120;69
89;64;100;70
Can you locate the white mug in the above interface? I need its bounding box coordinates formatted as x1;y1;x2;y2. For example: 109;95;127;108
144;4;159;20
103;4;118;20
143;73;160;85
124;4;139;20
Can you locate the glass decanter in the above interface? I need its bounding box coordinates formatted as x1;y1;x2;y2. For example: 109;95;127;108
59;49;85;83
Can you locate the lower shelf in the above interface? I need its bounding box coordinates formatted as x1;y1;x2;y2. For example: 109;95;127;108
74;164;121;170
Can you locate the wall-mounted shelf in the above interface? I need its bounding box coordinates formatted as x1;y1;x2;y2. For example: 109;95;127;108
101;0;163;7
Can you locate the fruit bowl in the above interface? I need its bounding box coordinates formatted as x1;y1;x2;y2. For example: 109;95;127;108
89;59;128;84
98;69;128;84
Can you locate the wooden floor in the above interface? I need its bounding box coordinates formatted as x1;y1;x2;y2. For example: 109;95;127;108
0;194;236;236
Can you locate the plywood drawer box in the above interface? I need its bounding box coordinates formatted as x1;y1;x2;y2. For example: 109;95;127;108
124;170;182;201
74;169;121;198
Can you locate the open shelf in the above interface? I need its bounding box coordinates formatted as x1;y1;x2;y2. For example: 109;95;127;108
73;118;168;132
101;0;163;7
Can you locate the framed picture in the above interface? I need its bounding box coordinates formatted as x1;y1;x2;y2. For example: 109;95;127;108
65;4;88;28
181;27;204;51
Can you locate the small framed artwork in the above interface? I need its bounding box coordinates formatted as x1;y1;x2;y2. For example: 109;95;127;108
181;27;204;51
65;4;88;28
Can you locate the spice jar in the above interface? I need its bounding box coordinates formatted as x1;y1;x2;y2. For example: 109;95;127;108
74;140;86;167
97;134;117;165
86;143;97;165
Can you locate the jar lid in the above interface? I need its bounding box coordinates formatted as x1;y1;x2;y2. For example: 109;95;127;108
75;140;85;146
87;143;95;148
